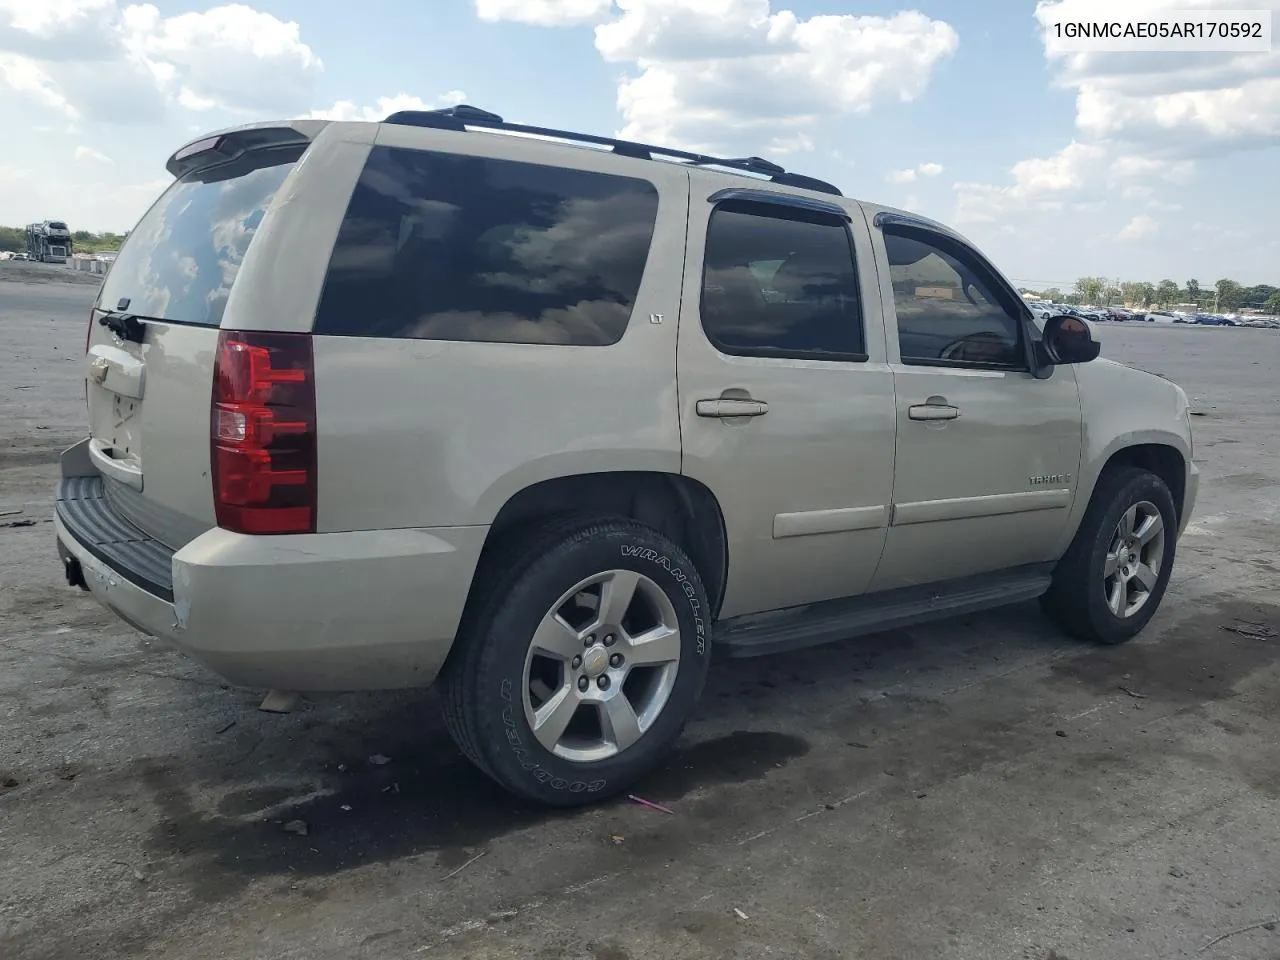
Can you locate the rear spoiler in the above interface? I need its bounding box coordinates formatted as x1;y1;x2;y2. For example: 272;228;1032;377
165;119;332;179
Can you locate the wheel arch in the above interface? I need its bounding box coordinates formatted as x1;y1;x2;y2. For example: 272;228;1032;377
1099;443;1187;525
1058;437;1189;556
471;471;729;621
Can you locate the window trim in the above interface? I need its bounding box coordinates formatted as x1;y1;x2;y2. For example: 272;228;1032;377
698;199;869;364
707;187;852;222
879;219;1031;373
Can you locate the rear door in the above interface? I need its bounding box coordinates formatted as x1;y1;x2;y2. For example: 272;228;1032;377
82;127;324;548
677;174;897;620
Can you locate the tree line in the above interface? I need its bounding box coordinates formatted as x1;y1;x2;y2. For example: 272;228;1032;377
1023;277;1280;314
0;225;127;255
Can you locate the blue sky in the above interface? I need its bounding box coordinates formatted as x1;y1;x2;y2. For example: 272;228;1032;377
2;0;1277;287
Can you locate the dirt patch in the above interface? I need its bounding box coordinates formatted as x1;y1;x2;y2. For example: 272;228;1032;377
0;262;105;286
1049;599;1280;704
138;726;809;902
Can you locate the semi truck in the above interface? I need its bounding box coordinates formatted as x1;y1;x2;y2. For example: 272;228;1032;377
26;221;73;263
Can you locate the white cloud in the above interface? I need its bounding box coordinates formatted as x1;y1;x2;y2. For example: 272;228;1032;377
74;145;113;164
479;1;958;152
767;131;813;155
1034;0;1280;154
0;50;77;116
952;140;1196;225
0;164;168;232
888;161;944;183
474;0;611;25
1117;215;1158;241
0;1;323;124
309;90;468;123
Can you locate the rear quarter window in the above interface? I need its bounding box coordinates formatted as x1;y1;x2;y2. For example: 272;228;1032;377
313;146;660;346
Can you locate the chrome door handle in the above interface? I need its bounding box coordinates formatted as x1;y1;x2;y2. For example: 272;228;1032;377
908;403;960;421
696;398;769;418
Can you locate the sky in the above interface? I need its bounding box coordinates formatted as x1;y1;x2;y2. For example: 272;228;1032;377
1;0;1277;288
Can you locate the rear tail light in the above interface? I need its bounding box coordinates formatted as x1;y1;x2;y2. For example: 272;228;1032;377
211;330;317;535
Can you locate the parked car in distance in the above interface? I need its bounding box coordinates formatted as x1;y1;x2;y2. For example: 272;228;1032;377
54;106;1200;806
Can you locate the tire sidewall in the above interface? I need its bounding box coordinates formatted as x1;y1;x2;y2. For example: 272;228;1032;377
1082;473;1177;642
472;523;712;803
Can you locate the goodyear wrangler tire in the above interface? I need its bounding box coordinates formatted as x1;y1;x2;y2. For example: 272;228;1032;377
441;518;712;806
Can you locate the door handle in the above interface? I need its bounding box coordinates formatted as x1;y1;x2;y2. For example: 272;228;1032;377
908;402;960;421
696;398;769;419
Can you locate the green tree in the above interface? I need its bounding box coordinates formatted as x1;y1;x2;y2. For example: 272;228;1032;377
1119;281;1145;307
1215;278;1244;311
1041;287;1064;302
1074;276;1105;305
1139;283;1156;308
1155;279;1179;306
1185;279;1201;304
1266;291;1280;314
1103;284;1122;305
1243;284;1278;308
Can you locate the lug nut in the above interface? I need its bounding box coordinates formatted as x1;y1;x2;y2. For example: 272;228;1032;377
603;633;616;646
578;676;590;692
571;655;582;669
609;653;623;668
585;634;596;647
597;676;610;691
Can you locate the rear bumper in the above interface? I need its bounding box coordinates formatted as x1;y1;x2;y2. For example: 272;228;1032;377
55;476;488;691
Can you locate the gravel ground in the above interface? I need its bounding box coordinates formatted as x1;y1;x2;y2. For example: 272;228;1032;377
3;263;1280;960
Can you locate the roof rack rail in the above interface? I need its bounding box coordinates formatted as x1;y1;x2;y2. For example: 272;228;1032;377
382;105;843;197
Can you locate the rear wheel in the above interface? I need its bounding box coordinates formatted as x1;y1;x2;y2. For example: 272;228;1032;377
1042;466;1178;645
441;518;712;806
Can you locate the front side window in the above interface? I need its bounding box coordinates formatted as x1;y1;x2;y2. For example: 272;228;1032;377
701;201;865;360
313;147;660;346
884;226;1024;368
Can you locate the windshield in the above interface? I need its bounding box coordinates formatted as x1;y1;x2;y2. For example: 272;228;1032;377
97;144;304;327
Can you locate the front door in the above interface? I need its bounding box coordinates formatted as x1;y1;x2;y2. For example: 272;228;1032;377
677;174;898;619
865;213;1084;592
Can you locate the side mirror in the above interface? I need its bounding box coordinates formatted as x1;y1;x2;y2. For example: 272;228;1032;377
1039;314;1100;365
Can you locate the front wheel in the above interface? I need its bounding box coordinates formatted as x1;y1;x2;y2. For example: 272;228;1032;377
1042;467;1178;645
441;518;712;806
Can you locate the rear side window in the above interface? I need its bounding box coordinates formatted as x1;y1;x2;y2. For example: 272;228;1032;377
701;201;865;360
313;147;660;345
97;145;303;327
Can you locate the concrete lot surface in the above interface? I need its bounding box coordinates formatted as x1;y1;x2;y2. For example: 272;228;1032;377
2;262;1280;960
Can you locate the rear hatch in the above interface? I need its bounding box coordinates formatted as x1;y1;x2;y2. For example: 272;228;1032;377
83;132;310;549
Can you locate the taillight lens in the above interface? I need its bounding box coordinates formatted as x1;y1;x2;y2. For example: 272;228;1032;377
211;330;316;535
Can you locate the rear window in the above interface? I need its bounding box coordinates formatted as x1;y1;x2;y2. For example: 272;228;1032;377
97;145;303;327
313;146;660;346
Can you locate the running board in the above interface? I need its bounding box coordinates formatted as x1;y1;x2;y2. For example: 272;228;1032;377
715;564;1055;659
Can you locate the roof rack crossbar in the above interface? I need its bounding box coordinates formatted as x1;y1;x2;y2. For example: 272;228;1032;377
382;105;842;197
